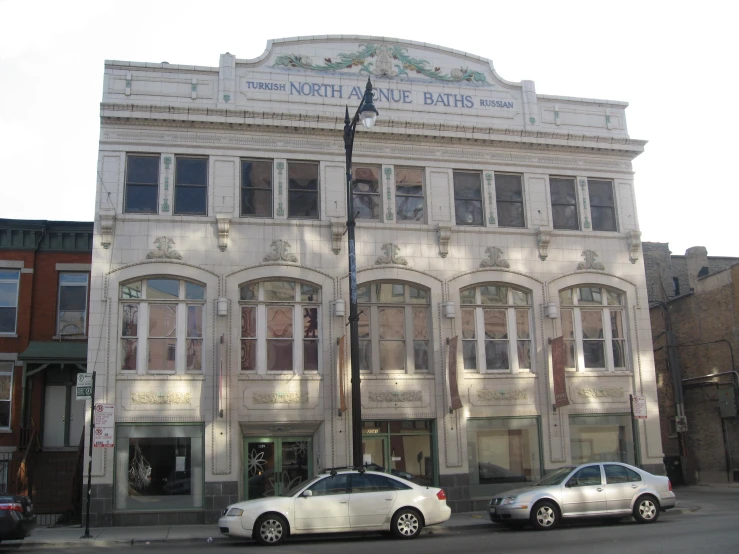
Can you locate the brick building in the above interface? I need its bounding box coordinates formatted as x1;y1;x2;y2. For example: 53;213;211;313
0;218;93;523
644;243;739;484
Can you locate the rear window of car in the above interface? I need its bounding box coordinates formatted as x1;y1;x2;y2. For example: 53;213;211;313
605;465;642;484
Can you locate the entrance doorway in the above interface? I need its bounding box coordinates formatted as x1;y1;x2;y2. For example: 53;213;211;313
43;384;85;448
362;420;436;485
244;438;312;499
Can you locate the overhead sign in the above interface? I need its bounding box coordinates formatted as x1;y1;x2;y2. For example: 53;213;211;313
76;373;93;400
631;395;647;419
93;404;115;447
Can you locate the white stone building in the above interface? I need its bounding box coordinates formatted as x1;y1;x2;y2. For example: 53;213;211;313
87;36;661;525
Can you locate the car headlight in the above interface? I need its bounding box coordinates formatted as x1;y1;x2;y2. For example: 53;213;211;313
501;496;517;505
226;508;244;517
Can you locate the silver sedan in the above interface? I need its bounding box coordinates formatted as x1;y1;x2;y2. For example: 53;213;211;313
489;462;676;530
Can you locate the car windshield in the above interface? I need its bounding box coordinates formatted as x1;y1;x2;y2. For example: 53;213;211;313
281;475;323;497
535;467;575;486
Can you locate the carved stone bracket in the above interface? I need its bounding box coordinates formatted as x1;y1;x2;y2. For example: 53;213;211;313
536;228;551;261
480;246;510;268
625;230;642;264
577;250;605;271
376;243;408;266
146;237;182;260
437;225;452;258
330;221;345;255
264;239;298;263
99;211;115;250
216;215;231;252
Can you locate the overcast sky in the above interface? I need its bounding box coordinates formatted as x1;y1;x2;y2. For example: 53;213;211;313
1;0;736;256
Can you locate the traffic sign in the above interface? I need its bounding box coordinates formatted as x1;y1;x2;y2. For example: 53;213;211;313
94;404;115;428
76;373;94;400
631;395;647;419
93;404;115;448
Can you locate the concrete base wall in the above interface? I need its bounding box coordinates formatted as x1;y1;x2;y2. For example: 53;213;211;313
440;473;470;513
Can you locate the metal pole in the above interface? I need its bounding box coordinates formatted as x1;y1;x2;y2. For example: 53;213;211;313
629;394;640;467
81;371;95;539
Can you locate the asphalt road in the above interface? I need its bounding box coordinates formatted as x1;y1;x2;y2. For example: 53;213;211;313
6;487;738;553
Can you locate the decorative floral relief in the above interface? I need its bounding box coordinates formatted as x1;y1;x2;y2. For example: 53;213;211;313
146;237;182;260
477;389;528;401
480;246;510;268
131;392;191;405
368;391;422;402
263;240;298;263
276;162;285;216
375;243;408;266
248;449;267;475
578;387;624;399
273;43;490;85
577;250;605;271
253;392;309;404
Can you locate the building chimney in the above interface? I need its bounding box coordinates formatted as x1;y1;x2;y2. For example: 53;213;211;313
685;246;709;291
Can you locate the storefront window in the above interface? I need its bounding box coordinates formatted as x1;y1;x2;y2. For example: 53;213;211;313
361;420;435;486
115;424;203;511
569;414;635;465
467;418;542;497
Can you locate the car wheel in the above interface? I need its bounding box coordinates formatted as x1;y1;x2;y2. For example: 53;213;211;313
633;495;660;524
391;508;423;539
255;513;288;546
531;501;559;531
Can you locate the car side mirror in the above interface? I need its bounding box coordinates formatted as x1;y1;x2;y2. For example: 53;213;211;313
566;479;578;488
302;490;313;498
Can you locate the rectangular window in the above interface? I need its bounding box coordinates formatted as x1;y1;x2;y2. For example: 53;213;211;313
0;270;20;334
588;179;617;231
395;167;425;222
495;173;525;227
550;177;579;230
174;157;207;215
57;273;88;336
241;160;273;217
0;362;12;429
125;155;159;213
115;424;204;511
121;304;138;371
569;414;635;465
288;162;319;219
352;165;381;220
453;171;483;226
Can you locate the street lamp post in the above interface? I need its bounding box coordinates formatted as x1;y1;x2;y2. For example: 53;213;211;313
343;78;379;469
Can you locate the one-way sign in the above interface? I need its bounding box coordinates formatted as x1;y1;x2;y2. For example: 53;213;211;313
76;373;93;400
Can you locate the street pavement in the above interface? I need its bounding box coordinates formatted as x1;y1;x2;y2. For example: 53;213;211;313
8;484;737;550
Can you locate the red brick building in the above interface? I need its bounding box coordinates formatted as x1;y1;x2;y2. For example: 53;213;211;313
0;218;93;523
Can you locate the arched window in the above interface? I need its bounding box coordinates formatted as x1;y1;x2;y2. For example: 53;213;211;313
559;286;626;371
239;280;320;373
459;284;532;373
356;282;431;373
120;278;205;372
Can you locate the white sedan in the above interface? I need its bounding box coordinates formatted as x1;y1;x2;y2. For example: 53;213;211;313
219;468;451;546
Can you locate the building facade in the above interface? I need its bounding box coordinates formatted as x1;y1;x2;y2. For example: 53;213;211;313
0;218;92;523
87;36;662;525
644;243;739;485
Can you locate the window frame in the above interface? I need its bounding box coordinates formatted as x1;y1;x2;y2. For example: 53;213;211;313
351;164;382;221
173;156;208;216
124;154;160;214
0;361;13;430
453;170;484;227
357;281;432;374
0;269;20;335
287;161;320;220
494;173;526;228
394;166;426;223
57;272;89;336
549;176;580;230
119;278;206;374
240;158;274;218
238;280;322;374
587;178;618;232
559;286;627;372
460;284;533;374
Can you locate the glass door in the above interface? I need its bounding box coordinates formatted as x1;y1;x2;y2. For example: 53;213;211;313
244;438;312;499
362;436;387;472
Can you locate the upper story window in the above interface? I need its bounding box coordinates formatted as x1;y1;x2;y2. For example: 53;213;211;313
239;280;321;373
559;286;626;371
0;270;20;334
460;285;532;373
356;282;431;373
352;165;381;220
495;173;525;228
395;167;425;222
587;179;617;231
550;177;579;230
0;362;12;429
124;155;159;214
174;157;208;215
57;273;89;336
453;171;484;226
241;159;273;217
288;162;319;219
120;278;205;373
